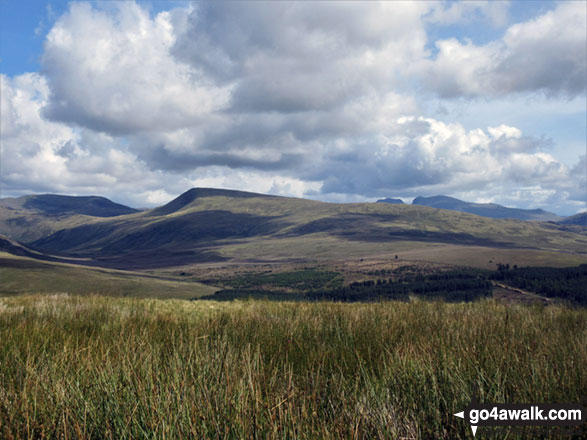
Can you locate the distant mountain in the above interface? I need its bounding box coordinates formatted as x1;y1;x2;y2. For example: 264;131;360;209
0;194;139;243
19;187;585;270
1;194;138;217
149;187;276;216
376;198;404;204
558;212;587;227
412;195;562;222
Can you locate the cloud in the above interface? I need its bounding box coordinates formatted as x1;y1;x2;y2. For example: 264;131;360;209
170;1;432;121
422;1;587;97
300;117;583;209
41;2;230;135
0;72;187;206
0;71;322;205
5;72;580;212
2;1;585;216
1;73;75;193
40;1;430;133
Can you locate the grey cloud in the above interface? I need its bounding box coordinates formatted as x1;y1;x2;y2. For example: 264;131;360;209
55;140;77;158
229;73;358;114
307;140;449;197
172;1;429;114
139;144;304;173
17;142;42;157
569;155;587;202
173;2;423;81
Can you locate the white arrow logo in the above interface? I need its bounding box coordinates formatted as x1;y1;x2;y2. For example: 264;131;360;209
454;411;478;437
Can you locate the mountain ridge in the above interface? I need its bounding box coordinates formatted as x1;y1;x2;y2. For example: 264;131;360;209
1;188;585;271
558;211;587;227
0;194;140;243
411;195;562;222
148;187;279;216
1;194;138;217
1;187;580;270
376;198;405;204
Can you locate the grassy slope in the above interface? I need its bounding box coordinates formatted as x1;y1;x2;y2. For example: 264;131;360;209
395;244;586;269
0;195;140;243
0;294;585;439
0;207;96;243
25;192;587;269
175;195;587;266
0;253;218;299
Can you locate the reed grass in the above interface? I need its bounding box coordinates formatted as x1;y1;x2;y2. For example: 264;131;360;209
0;294;585;439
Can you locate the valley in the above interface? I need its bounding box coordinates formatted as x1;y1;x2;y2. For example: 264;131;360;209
1;188;585;305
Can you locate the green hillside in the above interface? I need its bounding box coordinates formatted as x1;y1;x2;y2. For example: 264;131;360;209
0;194;141;243
21;188;585;270
559;211;587;227
0;252;218;299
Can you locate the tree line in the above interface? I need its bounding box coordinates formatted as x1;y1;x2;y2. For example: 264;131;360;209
198;264;587;305
490;264;587;305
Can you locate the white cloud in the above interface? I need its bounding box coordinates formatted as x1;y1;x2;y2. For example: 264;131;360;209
41;2;230;135
40;1;431;133
188;168;320;200
304;116;583;212
2;1;585;216
0;71;321;206
0;72;183;205
422;1;587;97
1;73;75;193
487;124;521;139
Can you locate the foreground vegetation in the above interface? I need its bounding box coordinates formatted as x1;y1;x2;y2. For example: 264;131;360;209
1;295;585;439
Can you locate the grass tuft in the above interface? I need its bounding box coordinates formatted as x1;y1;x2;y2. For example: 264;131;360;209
0;295;585;439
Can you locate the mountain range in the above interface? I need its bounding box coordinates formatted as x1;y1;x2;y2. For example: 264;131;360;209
377;195;564;222
0;188;585;271
0;194;139;243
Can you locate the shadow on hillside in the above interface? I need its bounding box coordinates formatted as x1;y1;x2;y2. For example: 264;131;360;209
27;210;292;270
287;213;519;248
92;248;229;270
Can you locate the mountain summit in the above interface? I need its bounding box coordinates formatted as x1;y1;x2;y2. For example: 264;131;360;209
0;188;585;270
412;195;561;222
376;198;404;204
149;188;278;216
0;194;138;217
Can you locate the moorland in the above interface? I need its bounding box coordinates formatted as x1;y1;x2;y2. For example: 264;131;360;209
0;188;585;439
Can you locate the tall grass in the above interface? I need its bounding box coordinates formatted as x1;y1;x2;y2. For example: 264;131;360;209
0;295;585;439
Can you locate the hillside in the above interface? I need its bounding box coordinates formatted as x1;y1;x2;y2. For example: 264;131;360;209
0;194;138;217
0;235;41;259
412;195;562;221
376;197;404;204
0;194;140;242
0;252;217;299
558;211;587;227
18;188;586;270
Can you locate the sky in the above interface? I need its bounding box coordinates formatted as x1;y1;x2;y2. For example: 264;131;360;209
0;0;585;215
